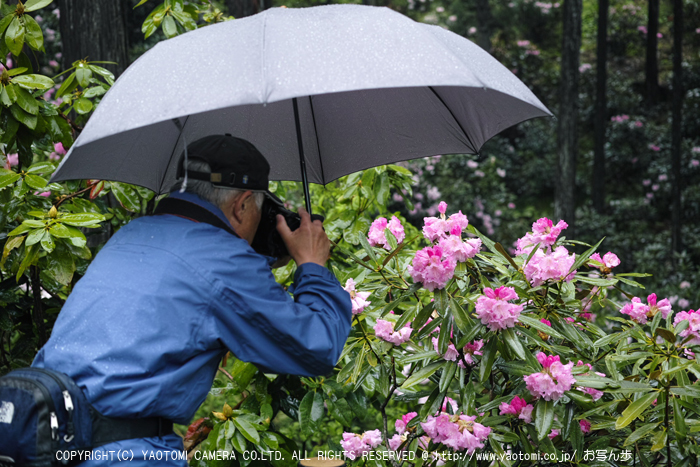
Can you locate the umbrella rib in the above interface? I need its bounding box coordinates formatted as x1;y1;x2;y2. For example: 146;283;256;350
159;115;191;194
307;95;325;184
428;86;478;154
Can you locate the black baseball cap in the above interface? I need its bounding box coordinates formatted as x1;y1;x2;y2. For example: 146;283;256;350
178;134;270;192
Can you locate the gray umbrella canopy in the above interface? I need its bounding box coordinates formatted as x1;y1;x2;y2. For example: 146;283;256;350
51;4;551;194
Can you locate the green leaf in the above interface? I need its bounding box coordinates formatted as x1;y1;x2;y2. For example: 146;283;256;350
624;422;660;446
25;227;46;246
27;161;55;174
2;235;24;264
74;97;93;115
311;391;324;422
0;171;21;189
23;15;43;49
327;398;353;426
650;429;666;452
24;0;55;12
0;13;13;37
44;244;76;285
10;104;37;129
673;398;686;440
56;73;76;98
75;65;92;88
298;391;314;435
479;337;497;383
16;243;39;280
14;85;38;114
450;298;472;332
5;16;24;56
569;237;605;274
134;0;150;7
502;327;527;360
171;9;196;30
162;15;178;38
232;418;260;444
40;230;55;252
83;86;107;99
534;400;554;440
1;85;13;105
615;392;658;429
670;385;700;398
401;362;443;388
655;327;676;344
494;242;519;269
59;212;105;227
11;74;53;90
438;361;458;393
518;315;565;339
24;174;47;189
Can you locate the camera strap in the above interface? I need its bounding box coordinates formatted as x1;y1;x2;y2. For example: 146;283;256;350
153;198;240;239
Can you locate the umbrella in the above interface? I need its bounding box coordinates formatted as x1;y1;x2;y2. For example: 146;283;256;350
51;4;552;212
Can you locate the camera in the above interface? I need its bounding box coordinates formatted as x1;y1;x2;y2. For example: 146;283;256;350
251;193;324;259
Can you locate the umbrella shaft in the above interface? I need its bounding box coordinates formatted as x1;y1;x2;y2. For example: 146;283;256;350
293;97;313;214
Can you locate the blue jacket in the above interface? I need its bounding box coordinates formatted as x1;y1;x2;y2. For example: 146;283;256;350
33;192;352;465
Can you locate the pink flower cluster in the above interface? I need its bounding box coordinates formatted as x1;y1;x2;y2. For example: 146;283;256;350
673;309;700;346
341;430;382;460
589;252;620;272
3;153;18;169
395;412;417;435
620;293;672;324
499;396;533;423
432;336;483;368
475;286;523;331
408;245;456;292
368;216;405;250
523;246;576;287
49;142;66;161
516;217;568;254
374;319;412;345
421;412;491;454
343;278;371;315
523;353;576;401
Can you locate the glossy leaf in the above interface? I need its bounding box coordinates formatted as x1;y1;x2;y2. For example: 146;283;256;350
615;392;658;429
23;15;43;49
534;400;554;440
12;74;54;90
24;0;54;12
5;16;24;56
232;418;260;444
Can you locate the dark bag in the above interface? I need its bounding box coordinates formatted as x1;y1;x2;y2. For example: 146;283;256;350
0;367;174;466
0;367;92;466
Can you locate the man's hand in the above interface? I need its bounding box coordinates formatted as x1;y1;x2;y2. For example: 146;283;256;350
276;208;330;267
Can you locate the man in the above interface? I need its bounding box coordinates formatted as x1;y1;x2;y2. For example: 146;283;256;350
32;135;352;465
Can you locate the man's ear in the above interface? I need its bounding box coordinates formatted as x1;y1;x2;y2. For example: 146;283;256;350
231;190;253;223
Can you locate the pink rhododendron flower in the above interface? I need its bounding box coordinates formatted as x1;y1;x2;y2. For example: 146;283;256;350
540;318;551;326
433;338;483;367
34;191;51;197
499;396;534;423
589;252;620;272
409;245;456;291
438;201;447;214
374;319;412;345
395;412;417;435
475;286;523;331
48;142;67;161
442;397;459;414
580;420;591;433
388;434;405;451
515;218;568;254
446;211;469;235
421;413;490;454
368;217;388;247
548;429;560;439
523;246;576;287
423;216;449;242
341;430;383;460
523;353;576;401
621;293;672;324
673;309;700;346
343;278;371;315
388;216;405;244
438;236;481;263
575;361;606;400
5;153;18;168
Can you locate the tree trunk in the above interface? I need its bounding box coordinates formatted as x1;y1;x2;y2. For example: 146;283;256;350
645;0;659;107
555;0;582;232
592;0;608;213
57;0;130;78
671;0;683;257
474;0;493;53
226;0;260;18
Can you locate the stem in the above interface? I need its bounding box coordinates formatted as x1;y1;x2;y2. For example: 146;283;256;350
55;186;92;207
665;386;670;467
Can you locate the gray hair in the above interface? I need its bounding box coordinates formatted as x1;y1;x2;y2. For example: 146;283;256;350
174;160;264;212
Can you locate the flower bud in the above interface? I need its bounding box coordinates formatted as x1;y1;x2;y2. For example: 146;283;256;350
49;206;58;218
